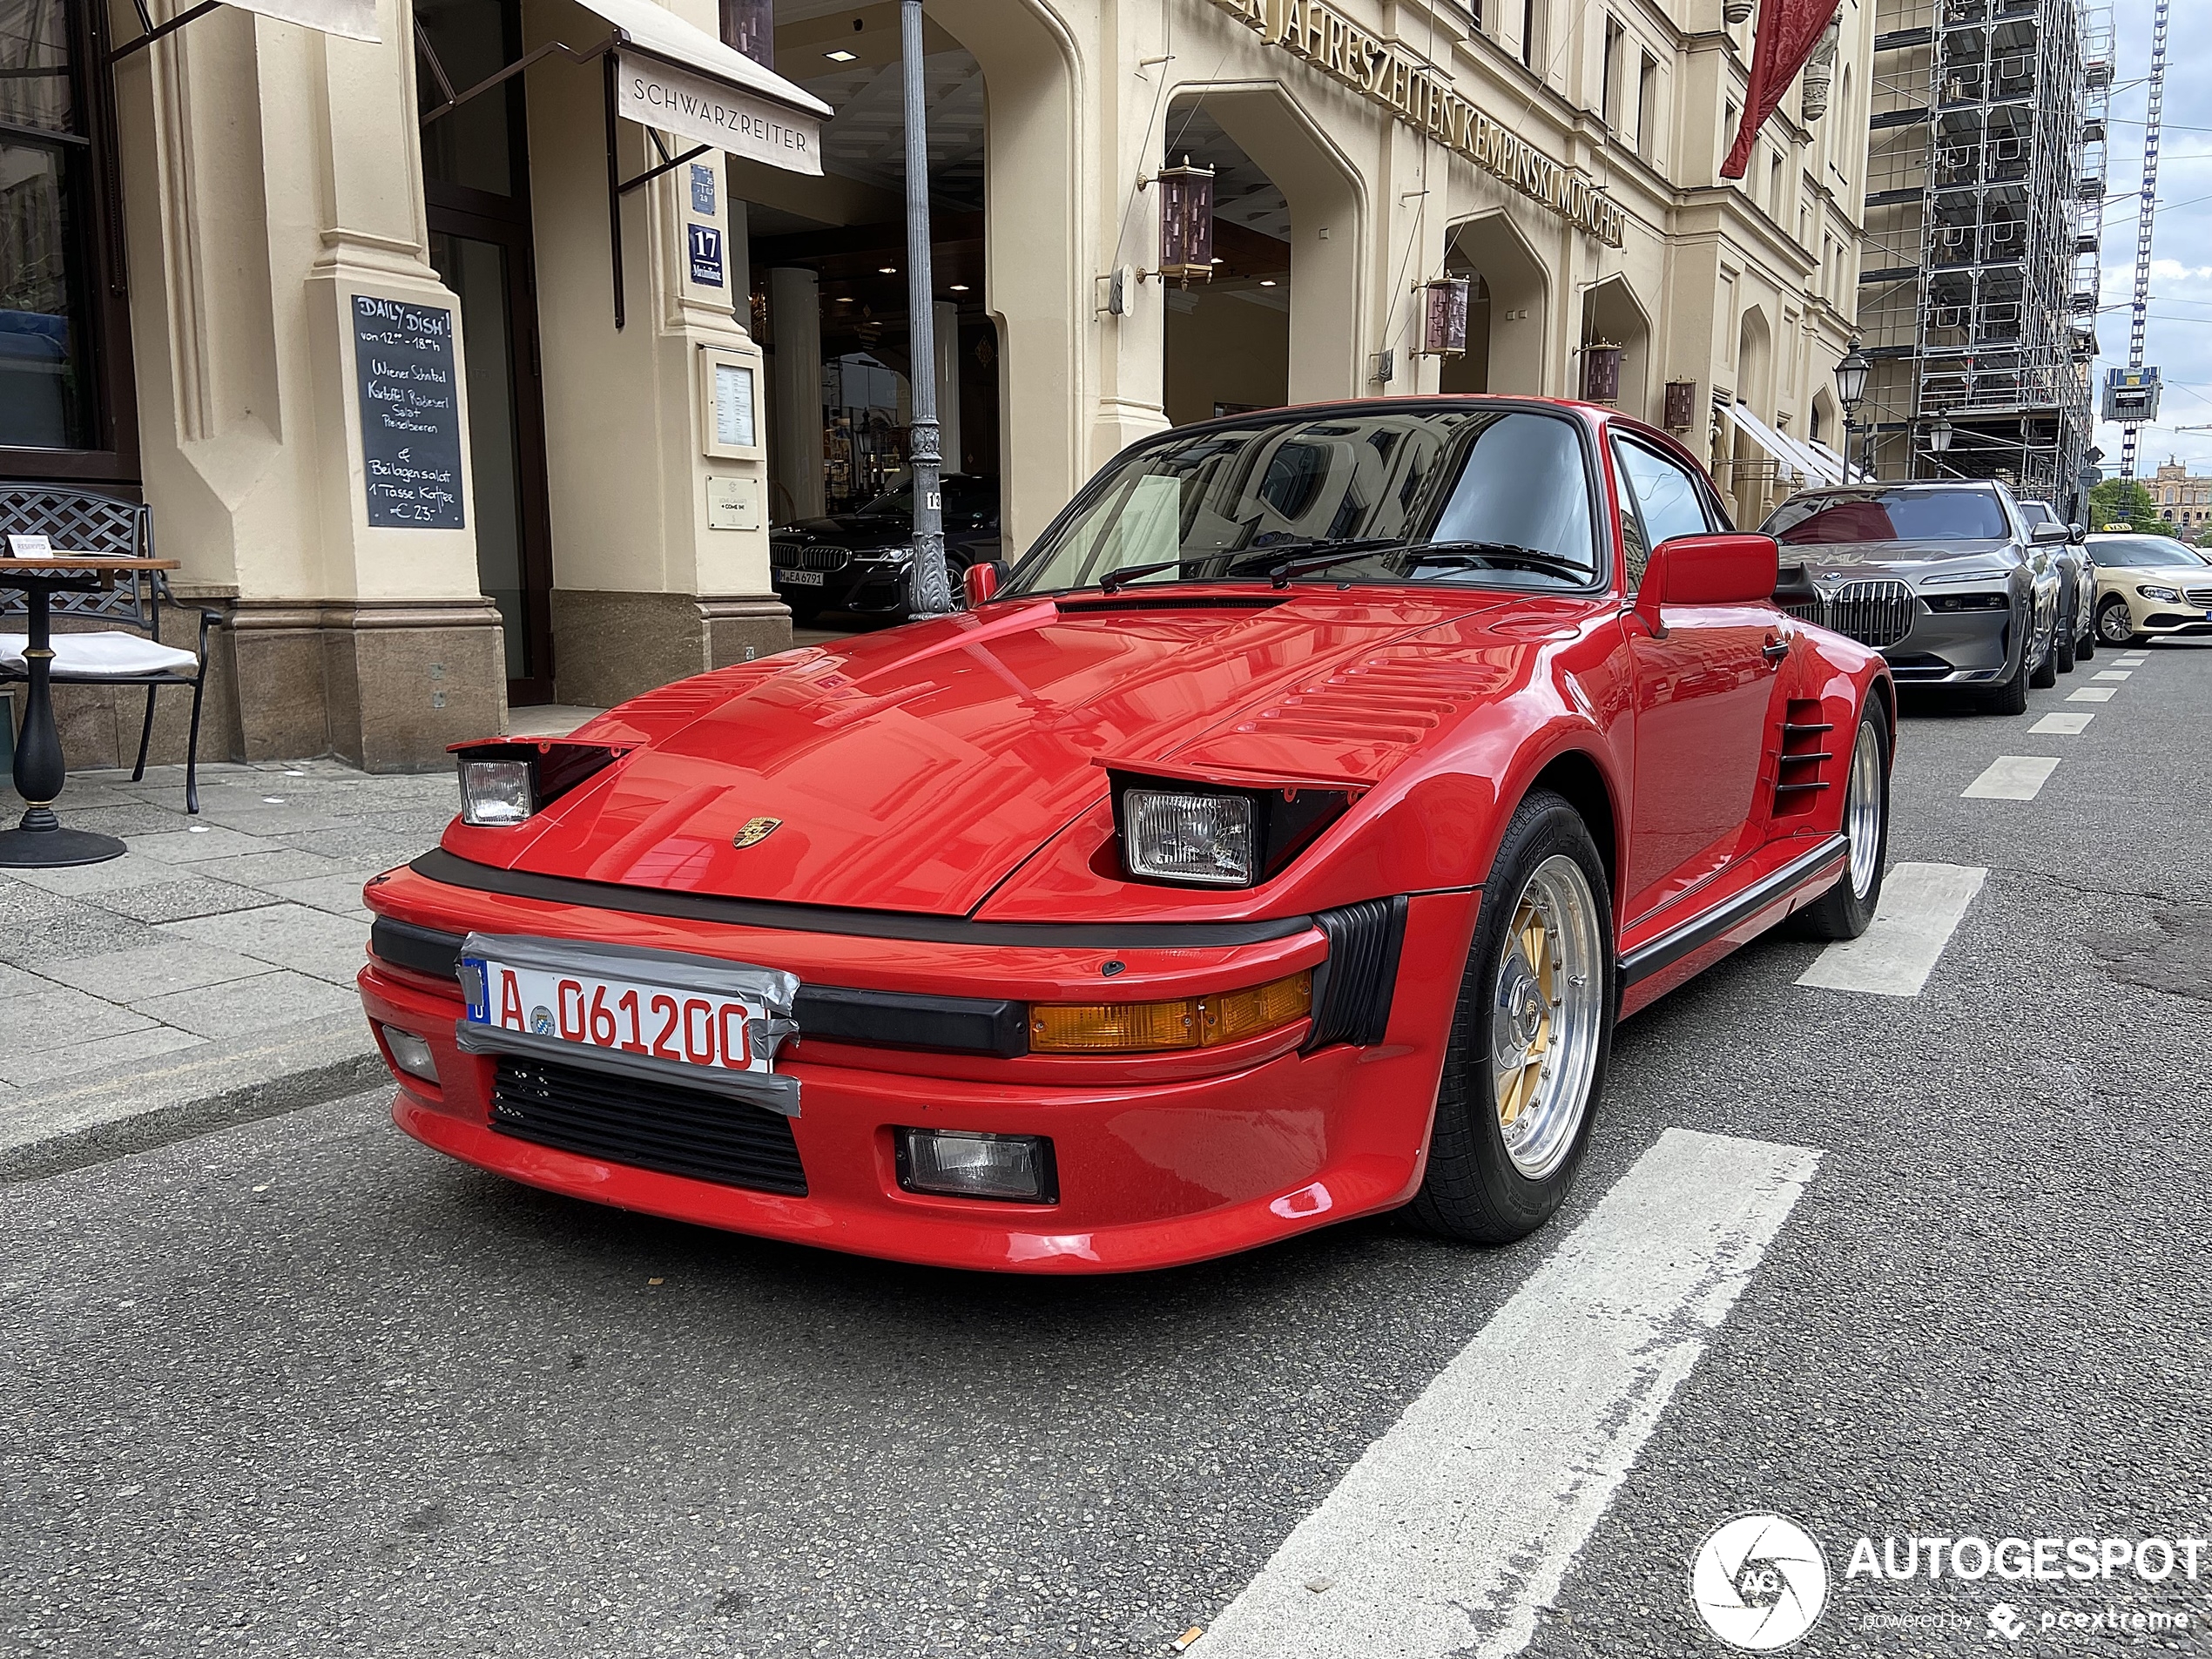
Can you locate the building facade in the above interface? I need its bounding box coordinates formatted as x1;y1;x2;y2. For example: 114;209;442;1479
2149;459;2212;531
2;0;1872;769
1853;0;2106;509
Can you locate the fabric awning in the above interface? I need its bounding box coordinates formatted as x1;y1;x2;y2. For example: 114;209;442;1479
111;0;380;62
576;0;832;177
1726;401;1847;489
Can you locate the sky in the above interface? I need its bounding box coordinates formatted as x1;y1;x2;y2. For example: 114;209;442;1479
2092;0;2212;480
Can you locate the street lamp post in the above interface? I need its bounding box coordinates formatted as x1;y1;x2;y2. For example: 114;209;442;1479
901;0;951;618
1834;342;1870;481
1925;415;1953;474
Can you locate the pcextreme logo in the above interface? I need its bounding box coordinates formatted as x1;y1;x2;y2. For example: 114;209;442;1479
1689;1514;1831;1651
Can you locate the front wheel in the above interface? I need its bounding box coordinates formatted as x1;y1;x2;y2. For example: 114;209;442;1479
2054;610;2077;675
2095;596;2137;649
1791;710;1889;941
1411;791;1614;1245
1983;629;2031;714
2029;606;2060;688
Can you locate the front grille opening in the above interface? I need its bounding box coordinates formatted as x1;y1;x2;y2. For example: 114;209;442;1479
489;1056;807;1197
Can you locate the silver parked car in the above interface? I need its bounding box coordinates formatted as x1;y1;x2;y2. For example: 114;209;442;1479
1761;481;2064;714
2015;499;2097;664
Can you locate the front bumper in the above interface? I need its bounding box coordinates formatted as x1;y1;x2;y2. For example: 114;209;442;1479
771;550;914;616
2111;585;2212;638
1877;603;2019;684
359;864;1474;1273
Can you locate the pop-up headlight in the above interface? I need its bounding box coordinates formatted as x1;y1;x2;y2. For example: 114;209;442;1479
1111;770;1354;888
452;739;628;827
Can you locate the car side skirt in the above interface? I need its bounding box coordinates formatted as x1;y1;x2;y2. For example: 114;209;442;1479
1617;833;1848;1004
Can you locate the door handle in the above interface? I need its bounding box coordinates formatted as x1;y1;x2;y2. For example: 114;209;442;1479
1762;636;1791;664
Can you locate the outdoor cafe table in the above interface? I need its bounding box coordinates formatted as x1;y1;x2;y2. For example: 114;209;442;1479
0;555;180;868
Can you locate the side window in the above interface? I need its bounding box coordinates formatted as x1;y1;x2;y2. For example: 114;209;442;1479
1612;437;1713;591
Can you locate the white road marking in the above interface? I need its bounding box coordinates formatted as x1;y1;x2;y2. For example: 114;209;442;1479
2119;651;2149;659
2031;711;2094;734
1962;755;2060;800
2068;686;2117;703
2094;670;2133;681
1190;1130;1819;1659
1796;862;1987;997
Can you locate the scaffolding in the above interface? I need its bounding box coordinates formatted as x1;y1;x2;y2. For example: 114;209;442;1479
1857;0;2107;513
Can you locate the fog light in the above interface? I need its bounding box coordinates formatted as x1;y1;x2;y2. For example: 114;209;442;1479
381;1024;439;1084
897;1129;1056;1203
459;759;532;826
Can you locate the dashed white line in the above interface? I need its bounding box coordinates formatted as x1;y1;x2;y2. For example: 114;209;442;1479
2094;670;2134;681
2068;686;2117;703
1190;1130;1820;1659
1963;755;2061;800
2031;711;2094;734
1796;862;1988;997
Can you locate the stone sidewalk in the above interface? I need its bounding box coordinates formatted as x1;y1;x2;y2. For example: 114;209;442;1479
0;759;468;1165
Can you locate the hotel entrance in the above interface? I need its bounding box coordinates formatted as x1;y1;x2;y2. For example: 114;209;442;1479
417;0;556;706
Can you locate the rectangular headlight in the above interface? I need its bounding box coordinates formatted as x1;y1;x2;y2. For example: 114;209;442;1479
1110;771;1356;889
459;759;533;826
897;1129;1056;1203
1123;789;1256;886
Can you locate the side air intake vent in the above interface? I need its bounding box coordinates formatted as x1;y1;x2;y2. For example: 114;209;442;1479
1774;699;1834;819
1306;895;1408;1049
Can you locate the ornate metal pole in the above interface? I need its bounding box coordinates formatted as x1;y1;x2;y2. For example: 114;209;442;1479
901;0;951;617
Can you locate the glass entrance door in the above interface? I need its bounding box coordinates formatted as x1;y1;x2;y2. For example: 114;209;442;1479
417;0;554;705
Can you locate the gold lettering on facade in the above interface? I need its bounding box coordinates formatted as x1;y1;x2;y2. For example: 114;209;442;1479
1203;0;1624;244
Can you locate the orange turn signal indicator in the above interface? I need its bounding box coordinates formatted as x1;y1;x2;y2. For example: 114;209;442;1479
1028;969;1313;1054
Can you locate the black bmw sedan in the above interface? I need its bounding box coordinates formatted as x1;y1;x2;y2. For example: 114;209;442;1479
770;475;1001;624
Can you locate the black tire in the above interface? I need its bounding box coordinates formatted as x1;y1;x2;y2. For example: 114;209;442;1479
2029;609;2059;689
2078;621;2096;660
2095;596;2137;650
1791;709;1890;941
1411;791;1614;1246
1984;631;2031;714
2054;610;2077;675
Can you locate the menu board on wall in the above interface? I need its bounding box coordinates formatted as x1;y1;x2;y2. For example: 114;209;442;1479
352;294;466;529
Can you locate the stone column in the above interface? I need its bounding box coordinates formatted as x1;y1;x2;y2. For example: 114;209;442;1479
769;266;825;522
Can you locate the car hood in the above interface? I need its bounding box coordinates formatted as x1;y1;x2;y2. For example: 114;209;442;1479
1777;539;2020;582
771;513;914;552
473;591;1529;915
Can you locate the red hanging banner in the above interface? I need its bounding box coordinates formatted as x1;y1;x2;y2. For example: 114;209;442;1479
1720;0;1842;179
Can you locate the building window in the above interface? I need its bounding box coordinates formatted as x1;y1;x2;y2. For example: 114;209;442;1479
1768;152;1784;216
1521;0;1543;70
1636;52;1656;158
0;0;134;478
1602;17;1623;129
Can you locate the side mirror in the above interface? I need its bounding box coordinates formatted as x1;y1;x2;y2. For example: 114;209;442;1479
2068;523;2087;543
2030;522;2069;545
961;559;1008;609
1634;532;1780;627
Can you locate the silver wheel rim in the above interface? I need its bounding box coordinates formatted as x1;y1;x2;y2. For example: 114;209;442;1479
1490;854;1604;1180
1844;721;1883;901
2098;604;2131;644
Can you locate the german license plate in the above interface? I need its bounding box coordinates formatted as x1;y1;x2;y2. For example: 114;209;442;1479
778;568;826;587
461;953;772;1074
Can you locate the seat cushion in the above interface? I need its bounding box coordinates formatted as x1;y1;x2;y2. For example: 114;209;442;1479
0;631;199;678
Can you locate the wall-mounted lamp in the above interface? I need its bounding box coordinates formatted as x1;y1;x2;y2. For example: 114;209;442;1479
1580;341;1623;404
1417;277;1470;357
1141;157;1216;287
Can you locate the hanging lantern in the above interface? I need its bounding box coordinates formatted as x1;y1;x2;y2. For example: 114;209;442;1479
1153;157;1216;287
1664;380;1696;430
1420;277;1470;356
1581;341;1623;404
719;0;774;67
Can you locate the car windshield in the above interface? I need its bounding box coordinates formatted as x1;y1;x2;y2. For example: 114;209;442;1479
1765;488;2009;544
2090;536;2205;568
1003;407;1602;597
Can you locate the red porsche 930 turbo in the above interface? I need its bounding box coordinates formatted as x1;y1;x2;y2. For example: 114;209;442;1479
358;397;1894;1273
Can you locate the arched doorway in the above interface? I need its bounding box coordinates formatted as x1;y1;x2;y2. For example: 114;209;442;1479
1439;212;1549;395
1577;275;1652;419
1158;101;1291;425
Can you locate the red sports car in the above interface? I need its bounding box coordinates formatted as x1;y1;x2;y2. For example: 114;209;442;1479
359;397;1893;1273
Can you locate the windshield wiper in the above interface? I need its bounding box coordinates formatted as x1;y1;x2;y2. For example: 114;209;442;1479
1251;539;1595;587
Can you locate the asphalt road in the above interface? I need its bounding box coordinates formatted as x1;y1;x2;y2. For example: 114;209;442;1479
4;642;2208;1659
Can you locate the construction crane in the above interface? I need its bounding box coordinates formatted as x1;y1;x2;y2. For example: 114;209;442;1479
2120;0;2171;479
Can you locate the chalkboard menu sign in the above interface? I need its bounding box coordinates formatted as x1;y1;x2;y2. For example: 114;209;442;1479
352;294;466;529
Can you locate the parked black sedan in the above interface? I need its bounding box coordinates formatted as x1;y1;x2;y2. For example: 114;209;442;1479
770;475;1001;624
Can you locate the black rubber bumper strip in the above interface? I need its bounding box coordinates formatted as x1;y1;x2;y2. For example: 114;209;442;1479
1618;833;1849;988
405;847;1317;949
